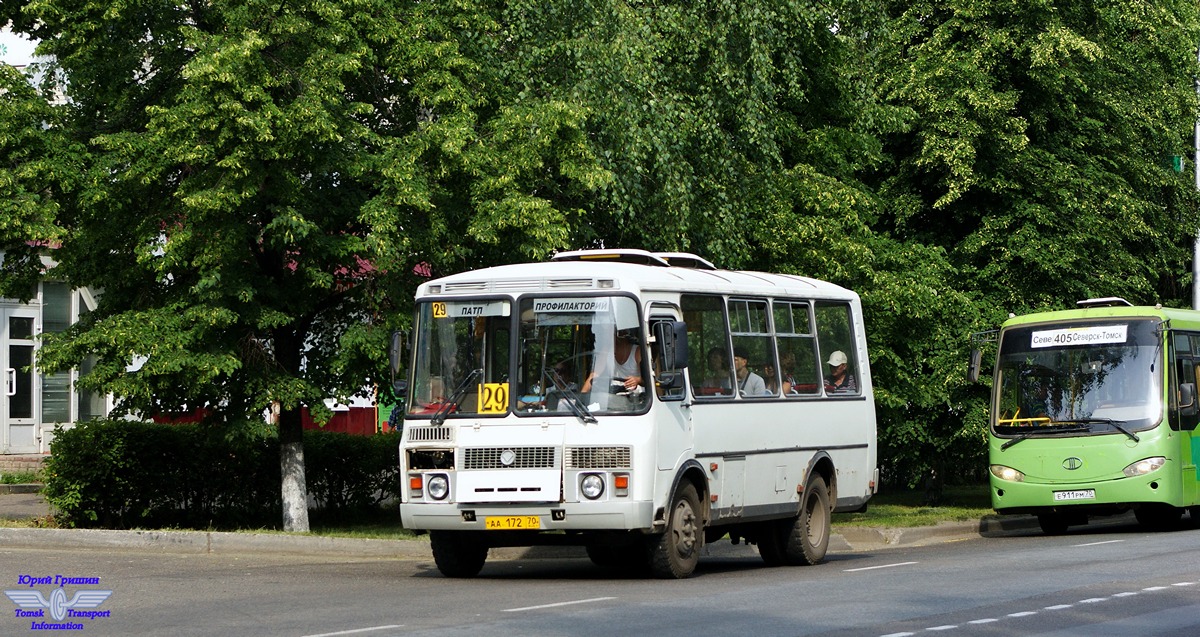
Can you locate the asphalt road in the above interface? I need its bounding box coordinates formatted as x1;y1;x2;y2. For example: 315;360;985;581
1;514;1197;636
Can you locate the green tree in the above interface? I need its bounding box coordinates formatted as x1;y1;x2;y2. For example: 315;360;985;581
0;60;72;297
868;0;1200;482
877;0;1200;309
1;0;623;531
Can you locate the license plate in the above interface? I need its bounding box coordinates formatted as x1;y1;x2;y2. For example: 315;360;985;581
1053;489;1096;501
484;515;541;530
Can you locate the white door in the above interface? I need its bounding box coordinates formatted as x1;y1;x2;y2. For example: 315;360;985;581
2;308;39;454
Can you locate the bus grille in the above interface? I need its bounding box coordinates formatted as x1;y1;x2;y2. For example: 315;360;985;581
406;426;453;442
566;446;632;469
463;447;558;470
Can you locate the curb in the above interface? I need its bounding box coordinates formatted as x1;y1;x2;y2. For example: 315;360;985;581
0;515;1041;560
0;484;42;495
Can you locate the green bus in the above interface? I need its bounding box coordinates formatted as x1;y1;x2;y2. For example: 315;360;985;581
974;297;1200;534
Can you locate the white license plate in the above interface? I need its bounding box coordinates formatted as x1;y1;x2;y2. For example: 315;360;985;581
1053;489;1096;501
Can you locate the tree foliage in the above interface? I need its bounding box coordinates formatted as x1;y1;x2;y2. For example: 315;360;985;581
869;0;1200;482
2;0;1199;494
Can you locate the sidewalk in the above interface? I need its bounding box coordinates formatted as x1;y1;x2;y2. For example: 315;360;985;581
0;486;1039;559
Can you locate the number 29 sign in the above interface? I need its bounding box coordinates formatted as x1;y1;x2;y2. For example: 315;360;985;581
478;383;509;413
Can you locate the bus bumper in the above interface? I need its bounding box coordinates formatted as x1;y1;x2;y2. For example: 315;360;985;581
401;500;656;532
990;472;1178;514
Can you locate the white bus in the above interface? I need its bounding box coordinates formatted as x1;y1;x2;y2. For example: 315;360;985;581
391;249;878;578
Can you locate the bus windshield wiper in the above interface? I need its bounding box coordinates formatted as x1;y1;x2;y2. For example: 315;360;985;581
545;366;596;423
999;423;1091;450
432;368;482;426
1055;418;1140;443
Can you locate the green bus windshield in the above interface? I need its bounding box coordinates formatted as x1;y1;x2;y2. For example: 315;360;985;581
993;319;1163;435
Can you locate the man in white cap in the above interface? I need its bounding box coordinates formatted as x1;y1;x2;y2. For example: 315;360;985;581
824;350;857;394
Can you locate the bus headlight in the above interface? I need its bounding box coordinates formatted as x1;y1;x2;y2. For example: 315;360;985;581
580;474;605;500
1123;457;1166;477
989;465;1024;482
427;474;450;500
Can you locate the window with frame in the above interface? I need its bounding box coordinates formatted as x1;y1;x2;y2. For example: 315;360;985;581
815;301;860;396
729;298;773;397
682;295;733;398
773;301;820;396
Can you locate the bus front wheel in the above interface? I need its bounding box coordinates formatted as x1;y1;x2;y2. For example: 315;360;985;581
430;531;488;578
649;482;702;579
1135;504;1183;530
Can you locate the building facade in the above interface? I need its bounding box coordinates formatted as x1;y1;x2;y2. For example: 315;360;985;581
1;271;109;454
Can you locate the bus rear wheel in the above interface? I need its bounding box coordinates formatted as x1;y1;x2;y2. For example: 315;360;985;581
430;531;488;578
649;482;702;579
758;475;830;566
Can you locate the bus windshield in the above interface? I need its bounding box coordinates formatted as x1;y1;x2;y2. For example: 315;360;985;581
407;295;645;419
993;319;1163;435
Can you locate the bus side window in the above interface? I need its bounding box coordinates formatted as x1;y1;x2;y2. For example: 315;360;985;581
730;298;772;398
815;301;860;396
1172;333;1200;430
774;301;820;396
682;294;734;397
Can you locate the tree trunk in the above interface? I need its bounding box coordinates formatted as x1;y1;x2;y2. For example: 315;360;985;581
279;407;310;532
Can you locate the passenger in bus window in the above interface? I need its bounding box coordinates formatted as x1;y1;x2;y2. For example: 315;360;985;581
700;347;733;395
765;351;798;396
734;347;767;396
545;361;580;410
824;350;857;394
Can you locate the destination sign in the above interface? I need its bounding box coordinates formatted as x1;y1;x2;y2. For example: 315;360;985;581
1030;325;1127;348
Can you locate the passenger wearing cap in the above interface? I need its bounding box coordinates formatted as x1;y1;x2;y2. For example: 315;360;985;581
824;350;857;394
733;346;767;396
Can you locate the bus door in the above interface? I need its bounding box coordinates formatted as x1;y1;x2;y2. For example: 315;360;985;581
648;304;692;472
1170;331;1200;503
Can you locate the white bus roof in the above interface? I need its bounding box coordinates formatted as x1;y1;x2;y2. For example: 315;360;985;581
416;249;856;300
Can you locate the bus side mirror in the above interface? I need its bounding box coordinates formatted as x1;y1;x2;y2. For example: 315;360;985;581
656;320;688;369
390;331;408;398
967;348;983;383
653;321;689;400
1180;382;1197;418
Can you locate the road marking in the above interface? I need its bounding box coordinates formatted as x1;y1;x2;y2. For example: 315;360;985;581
503;597;617;612
301;626;404;637
845;561;918;572
1073;539;1124;547
879;575;1186;637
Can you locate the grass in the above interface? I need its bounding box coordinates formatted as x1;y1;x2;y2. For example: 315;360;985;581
0;470;41;484
833;484;994;528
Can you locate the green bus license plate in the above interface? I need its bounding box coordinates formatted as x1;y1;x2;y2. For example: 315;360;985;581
485;515;541;530
1053;489;1095;501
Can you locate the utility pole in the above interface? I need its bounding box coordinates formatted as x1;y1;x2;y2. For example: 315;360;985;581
1194;46;1200;309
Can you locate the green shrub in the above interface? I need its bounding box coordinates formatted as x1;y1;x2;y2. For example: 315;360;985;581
43;420;402;530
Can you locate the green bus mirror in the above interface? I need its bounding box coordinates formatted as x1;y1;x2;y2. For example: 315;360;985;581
967;348;983;383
